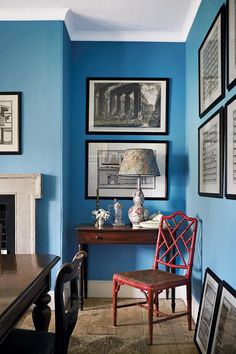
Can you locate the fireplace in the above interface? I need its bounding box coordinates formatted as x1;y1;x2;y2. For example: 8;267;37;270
0;174;42;254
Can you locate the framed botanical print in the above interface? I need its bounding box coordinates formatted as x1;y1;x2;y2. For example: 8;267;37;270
85;140;168;199
225;94;236;199
194;268;221;354
0;92;21;154
198;108;224;197
86;78;169;134
209;280;236;353
198;6;225;117
227;0;236;89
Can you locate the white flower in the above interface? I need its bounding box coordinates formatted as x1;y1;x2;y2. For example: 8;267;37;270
92;208;110;220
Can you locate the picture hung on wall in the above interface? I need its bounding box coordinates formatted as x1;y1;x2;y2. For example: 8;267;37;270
194;268;221;354
208;280;236;353
198;108;223;197
225;94;236;199
198;5;225;118
85;140;168;199
86;78;169;134
227;0;236;89
0;92;21;154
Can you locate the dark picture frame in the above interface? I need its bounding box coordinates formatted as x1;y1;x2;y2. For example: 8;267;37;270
85;140;168;199
86;78;169;134
198;108;224;197
225;94;236;199
198;5;225;118
0;92;21;154
208;280;236;353
194;268;221;354
227;0;236;90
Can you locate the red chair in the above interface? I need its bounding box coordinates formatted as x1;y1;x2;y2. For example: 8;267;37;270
112;211;198;345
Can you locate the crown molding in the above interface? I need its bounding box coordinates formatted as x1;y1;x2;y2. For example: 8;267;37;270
181;0;202;41
0;8;69;21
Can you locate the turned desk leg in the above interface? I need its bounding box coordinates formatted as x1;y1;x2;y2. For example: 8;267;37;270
78;244;88;311
32;291;51;331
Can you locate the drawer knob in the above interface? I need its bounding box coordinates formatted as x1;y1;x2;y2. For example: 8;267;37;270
95;235;102;240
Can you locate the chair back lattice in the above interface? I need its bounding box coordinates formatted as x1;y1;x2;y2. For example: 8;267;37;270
153;211;198;279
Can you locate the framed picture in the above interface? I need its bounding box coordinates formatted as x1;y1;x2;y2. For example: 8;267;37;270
198;6;225;117
0;92;21;154
86;78;168;134
209;280;236;353
225;95;236;199
85;140;168;199
198;108;224;197
227;0;236;89
194;268;221;354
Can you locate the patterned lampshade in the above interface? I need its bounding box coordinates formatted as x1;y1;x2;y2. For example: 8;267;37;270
118;149;160;176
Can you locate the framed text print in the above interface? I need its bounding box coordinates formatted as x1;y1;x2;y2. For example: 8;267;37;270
227;0;236;89
198;108;224;197
198;6;225;117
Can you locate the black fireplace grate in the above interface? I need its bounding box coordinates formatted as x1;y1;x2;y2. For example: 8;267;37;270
0;195;15;254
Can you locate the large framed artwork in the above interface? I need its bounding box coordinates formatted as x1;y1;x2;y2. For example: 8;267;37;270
225;94;236;199
198;6;225;117
194;268;221;354
0;92;21;154
198;108;224;197
209;280;236;353
227;0;236;89
85;140;168;199
86;78;169;134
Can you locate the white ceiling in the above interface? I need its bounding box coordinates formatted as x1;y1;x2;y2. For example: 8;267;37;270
0;0;202;42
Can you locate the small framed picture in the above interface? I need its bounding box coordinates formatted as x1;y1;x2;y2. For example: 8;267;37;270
86;78;169;134
85;140;168;199
198;108;224;197
225;95;236;199
227;0;236;89
198;6;225;117
194;268;221;354
209;280;236;353
0;92;21;154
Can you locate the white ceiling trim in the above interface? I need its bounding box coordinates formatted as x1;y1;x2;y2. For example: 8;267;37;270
180;0;202;41
0;8;69;21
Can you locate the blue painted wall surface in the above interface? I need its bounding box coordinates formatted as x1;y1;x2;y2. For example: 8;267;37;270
0;22;64;270
186;0;236;302
70;42;186;280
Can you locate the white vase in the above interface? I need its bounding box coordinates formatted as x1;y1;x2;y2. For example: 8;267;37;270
98;218;104;228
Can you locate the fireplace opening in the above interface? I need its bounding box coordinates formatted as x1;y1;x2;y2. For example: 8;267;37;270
0;195;15;254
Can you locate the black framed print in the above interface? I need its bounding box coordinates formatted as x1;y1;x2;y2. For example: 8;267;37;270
86;78;169;134
227;0;236;89
0;92;21;154
209;280;236;353
198;6;225;117
85;140;168;199
225;95;236;199
194;268;221;354
198;108;224;197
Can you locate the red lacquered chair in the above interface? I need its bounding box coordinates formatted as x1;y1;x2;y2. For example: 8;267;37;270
112;211;198;345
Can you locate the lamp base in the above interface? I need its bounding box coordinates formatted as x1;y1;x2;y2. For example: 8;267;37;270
128;203;144;228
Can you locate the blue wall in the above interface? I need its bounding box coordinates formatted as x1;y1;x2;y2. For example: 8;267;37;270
186;0;236;301
69;42;186;279
0;21;65;272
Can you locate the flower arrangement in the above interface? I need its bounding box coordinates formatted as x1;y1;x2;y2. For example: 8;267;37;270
92;208;110;228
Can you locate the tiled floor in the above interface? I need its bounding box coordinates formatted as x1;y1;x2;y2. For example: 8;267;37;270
19;298;198;353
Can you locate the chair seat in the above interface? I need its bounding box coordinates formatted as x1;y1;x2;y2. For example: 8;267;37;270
114;268;189;291
0;328;55;354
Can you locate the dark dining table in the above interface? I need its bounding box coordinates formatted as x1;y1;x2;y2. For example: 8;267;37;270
0;254;60;344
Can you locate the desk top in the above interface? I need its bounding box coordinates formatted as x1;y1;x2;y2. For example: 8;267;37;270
76;224;160;232
0;254;60;320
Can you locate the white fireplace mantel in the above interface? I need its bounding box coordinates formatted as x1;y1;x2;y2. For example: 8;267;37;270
0;173;42;254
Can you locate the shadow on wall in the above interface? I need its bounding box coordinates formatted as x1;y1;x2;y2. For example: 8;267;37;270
192;214;203;303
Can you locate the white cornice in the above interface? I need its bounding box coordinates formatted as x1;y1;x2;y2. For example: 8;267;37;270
0;4;202;42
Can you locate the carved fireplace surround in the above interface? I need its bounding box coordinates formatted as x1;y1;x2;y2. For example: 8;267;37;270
0;174;41;254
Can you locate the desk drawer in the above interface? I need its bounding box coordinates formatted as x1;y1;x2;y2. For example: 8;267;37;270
77;230;157;244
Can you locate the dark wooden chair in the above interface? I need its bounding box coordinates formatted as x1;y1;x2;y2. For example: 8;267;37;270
0;251;86;354
112;211;198;345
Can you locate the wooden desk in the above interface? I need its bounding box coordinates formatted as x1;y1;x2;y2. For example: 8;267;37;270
76;225;161;308
0;254;60;344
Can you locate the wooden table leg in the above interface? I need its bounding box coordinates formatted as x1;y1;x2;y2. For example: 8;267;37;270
32;291;51;331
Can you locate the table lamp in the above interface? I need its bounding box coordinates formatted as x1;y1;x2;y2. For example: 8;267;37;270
118;148;160;227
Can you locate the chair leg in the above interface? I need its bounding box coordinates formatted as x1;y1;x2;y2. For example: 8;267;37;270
148;290;153;345
154;292;159;313
186;283;192;330
112;278;118;326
